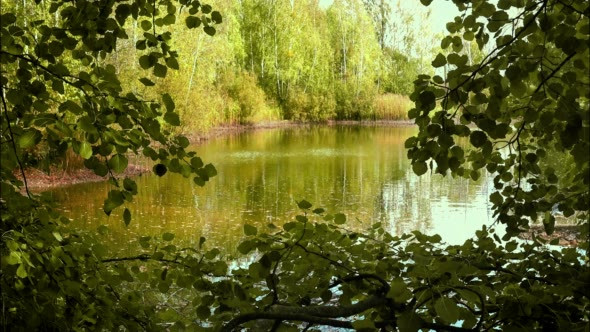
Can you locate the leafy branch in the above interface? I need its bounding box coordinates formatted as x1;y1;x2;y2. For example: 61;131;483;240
0;83;32;199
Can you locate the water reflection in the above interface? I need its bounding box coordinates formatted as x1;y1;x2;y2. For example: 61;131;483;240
48;126;493;255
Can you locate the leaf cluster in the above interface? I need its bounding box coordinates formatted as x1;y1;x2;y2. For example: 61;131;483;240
406;0;589;239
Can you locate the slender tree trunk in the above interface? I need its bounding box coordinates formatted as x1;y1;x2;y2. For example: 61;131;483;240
185;35;202;109
379;0;385;50
304;48;317;94
339;11;347;82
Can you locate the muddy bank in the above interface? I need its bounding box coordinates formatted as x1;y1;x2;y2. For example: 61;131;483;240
517;225;584;247
21;164;149;191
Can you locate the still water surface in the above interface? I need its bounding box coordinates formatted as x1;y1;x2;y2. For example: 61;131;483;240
50;126;493;255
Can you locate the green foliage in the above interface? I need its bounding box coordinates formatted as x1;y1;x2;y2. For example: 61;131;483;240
1;0;589;331
284;87;337;121
1;0;220;328
157;209;588;331
406;0;590;241
219;70;267;124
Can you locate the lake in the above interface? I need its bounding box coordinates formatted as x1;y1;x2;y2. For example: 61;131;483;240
49;125;494;255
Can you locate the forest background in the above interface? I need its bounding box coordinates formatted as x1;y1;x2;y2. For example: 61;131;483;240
5;0;463;132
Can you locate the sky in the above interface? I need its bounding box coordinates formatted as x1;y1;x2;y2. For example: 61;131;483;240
318;0;460;35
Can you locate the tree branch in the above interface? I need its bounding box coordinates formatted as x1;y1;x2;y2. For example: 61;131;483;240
222;295;387;331
222;312;354;331
101;254;191;269
0;84;32;199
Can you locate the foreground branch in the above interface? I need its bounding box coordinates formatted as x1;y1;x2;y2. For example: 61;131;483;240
222;295;387;331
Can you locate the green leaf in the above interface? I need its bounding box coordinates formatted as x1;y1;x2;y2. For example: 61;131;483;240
201;4;212;13
244;224;257;236
194;176;205;186
204;163;217;177
18;129;41;149
412;162;428;176
351;319;375;330
185;16;201;29
139;55;153;69
139;77;155;86
165;57;179;70
191;157;203;168
140;20;151;31
53;231;63;242
543;214;555;235
419;91;436;107
164;112;180;126
196;305;210;319
77;116;97;134
334;213;346;224
387;278;412;303
432;53;446;67
176;136;190;149
79;141;93;159
162;14;176;25
297;200;312;209
211;11;222;24
108;154;128;173
162;93;174;111
5;252;20;265
153;164;167;177
153;63;167;78
162;232;175;241
469;131;487;148
204;26;216;36
396;312;422;332
103;198;122;216
490;192;503;205
123;178;137;194
16;264;27;278
123;208;131;226
434;297;460;324
237;240;254;254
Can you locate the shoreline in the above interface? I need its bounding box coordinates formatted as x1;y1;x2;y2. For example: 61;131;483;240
22;120;415;191
517;225;583;247
184;119;415;144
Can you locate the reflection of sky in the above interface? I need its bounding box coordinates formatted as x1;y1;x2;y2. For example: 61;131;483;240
377;166;494;245
428;176;493;244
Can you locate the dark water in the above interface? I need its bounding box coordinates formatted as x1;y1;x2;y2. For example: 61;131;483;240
49;126;493;255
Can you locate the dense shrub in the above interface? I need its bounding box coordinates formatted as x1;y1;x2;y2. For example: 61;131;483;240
334;83;376;120
220;71;268;124
284;88;336;121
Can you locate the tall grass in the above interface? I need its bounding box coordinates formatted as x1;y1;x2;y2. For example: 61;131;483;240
372;93;412;120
